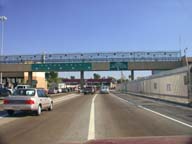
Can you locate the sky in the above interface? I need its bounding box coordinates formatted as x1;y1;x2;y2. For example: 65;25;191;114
0;0;192;79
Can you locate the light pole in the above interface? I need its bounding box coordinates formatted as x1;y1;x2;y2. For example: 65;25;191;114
184;48;189;68
184;47;191;101
0;16;7;84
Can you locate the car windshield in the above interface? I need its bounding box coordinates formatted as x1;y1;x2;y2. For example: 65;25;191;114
16;86;24;89
13;89;35;96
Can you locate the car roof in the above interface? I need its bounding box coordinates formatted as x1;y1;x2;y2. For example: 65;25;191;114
15;88;36;90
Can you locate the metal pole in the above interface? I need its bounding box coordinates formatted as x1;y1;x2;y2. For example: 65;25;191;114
184;48;191;101
0;18;4;84
0;16;7;84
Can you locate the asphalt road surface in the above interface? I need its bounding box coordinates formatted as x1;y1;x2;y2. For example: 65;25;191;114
0;92;191;144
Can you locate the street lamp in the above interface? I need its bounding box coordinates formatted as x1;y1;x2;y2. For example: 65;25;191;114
184;47;191;101
0;16;7;84
184;47;188;67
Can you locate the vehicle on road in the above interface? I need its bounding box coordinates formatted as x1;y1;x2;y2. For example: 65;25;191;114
14;85;31;90
3;88;53;116
62;88;69;93
100;86;109;94
57;87;62;93
37;88;48;94
0;87;11;97
48;88;58;94
83;86;96;95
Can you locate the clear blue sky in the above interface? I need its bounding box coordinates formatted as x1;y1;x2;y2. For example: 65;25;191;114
1;0;192;79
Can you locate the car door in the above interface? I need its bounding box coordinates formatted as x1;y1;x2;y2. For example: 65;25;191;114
37;90;47;109
40;90;50;108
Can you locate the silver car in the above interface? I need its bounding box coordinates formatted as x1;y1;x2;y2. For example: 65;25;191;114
3;88;53;116
100;86;109;94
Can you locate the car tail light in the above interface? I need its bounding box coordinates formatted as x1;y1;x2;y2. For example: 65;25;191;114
3;99;9;104
25;100;35;105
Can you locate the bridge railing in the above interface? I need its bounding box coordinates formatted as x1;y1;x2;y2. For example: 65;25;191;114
0;51;181;64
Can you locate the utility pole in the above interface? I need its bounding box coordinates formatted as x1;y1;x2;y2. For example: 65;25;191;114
184;48;191;103
0;16;7;84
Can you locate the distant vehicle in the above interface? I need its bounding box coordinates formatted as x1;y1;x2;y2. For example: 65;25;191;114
48;88;58;94
100;86;109;94
6;87;14;94
15;85;31;90
3;88;53;116
83;86;95;95
78;88;83;93
0;88;11;97
62;88;69;93
57;88;62;93
37;88;48;94
0;83;14;94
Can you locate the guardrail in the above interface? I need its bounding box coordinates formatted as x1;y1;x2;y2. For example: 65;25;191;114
0;51;181;64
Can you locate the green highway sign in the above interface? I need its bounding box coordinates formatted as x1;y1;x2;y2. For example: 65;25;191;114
110;62;128;70
32;63;92;71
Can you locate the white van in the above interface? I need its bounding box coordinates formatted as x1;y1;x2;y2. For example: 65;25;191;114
15;85;31;90
100;86;109;94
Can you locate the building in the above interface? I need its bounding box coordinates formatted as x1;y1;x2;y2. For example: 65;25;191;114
2;72;47;89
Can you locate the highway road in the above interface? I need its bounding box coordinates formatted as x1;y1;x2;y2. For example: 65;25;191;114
0;92;191;144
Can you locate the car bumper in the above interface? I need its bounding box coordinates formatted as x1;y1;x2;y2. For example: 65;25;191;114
100;91;109;94
3;104;38;111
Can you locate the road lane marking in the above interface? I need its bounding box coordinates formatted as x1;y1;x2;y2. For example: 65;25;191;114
110;93;192;129
110;93;135;105
137;105;192;128
88;94;97;140
53;94;81;104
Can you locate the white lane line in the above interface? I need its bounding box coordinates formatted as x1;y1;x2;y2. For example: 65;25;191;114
110;93;135;105
137;105;192;128
110;93;192;129
88;94;97;140
53;94;81;104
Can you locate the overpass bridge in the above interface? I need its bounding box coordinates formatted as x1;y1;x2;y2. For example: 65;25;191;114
0;51;183;88
0;51;181;64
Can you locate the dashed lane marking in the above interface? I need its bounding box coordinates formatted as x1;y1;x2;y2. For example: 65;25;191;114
110;93;192;129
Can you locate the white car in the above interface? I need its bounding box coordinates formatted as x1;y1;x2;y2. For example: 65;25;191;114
14;85;31;90
3;88;53;116
100;86;109;94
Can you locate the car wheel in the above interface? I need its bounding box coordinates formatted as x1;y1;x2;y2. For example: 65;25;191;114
48;102;53;111
36;105;42;116
7;110;14;116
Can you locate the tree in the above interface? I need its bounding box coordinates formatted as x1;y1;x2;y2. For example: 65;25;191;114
93;73;101;79
45;71;59;83
107;76;116;81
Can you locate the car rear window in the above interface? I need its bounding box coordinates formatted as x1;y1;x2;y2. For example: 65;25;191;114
17;86;24;89
13;89;35;96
